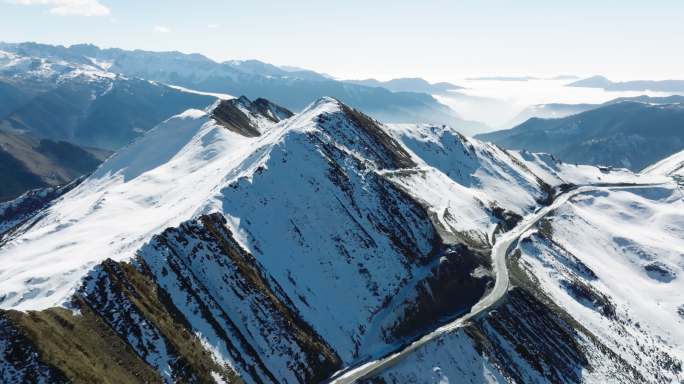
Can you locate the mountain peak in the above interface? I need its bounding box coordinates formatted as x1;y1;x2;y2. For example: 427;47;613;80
211;96;292;137
309;95;342;109
293;97;417;169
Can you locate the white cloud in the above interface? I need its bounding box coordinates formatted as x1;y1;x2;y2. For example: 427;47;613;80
10;0;110;16
207;23;220;29
154;25;171;33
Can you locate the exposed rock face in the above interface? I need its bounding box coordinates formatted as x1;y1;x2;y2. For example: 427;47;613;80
1;262;239;384
251;97;295;123
382;244;492;342
336;103;416;169
469;288;632;384
0;316;68;384
375;271;680;384
211;98;263;137
211;96;293;137
140;213;342;383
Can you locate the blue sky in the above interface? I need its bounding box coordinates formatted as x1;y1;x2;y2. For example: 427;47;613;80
1;0;683;82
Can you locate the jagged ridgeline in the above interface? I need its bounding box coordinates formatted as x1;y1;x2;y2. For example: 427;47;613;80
1;96;681;383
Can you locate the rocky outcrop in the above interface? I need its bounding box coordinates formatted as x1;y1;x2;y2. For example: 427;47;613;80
139;213;342;383
212;98;263;137
382;244;492;342
0;315;68;384
336;102;416;169
251;97;294;123
211;96;293;137
1;257;242;384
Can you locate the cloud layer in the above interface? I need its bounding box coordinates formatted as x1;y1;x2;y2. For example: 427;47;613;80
10;0;110;16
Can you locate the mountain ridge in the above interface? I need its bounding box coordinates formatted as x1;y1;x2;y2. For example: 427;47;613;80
0;41;486;135
477;100;684;171
503;94;684;129
0;95;680;383
344;77;464;94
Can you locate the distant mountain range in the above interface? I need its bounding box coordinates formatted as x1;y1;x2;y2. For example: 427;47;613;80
0;47;217;150
344;77;463;94
504;95;684;128
505;102;598;128
568;75;684;92
0;42;484;136
477;97;684;171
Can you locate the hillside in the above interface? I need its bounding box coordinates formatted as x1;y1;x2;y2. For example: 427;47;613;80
642;148;684;184
504;95;684;129
476;101;684;171
0;130;109;201
374;181;684;383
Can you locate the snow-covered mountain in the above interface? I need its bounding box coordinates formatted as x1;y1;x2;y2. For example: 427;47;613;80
0;95;680;383
0;48;217;150
643;148;684;178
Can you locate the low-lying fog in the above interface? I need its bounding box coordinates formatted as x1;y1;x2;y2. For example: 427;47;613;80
435;78;675;132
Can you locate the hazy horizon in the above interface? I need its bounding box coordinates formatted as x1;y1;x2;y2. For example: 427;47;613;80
2;0;684;83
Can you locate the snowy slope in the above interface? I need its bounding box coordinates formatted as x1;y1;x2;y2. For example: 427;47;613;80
374;182;684;384
0;179;83;237
382;124;651;245
1;94;677;383
376;329;509;384
387;124;548;214
511;149;643;185
0;98;291;310
509;184;684;382
0;49;115;83
642;149;684;177
0;96;557;380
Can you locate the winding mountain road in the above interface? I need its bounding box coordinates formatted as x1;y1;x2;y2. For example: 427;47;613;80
327;182;667;384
